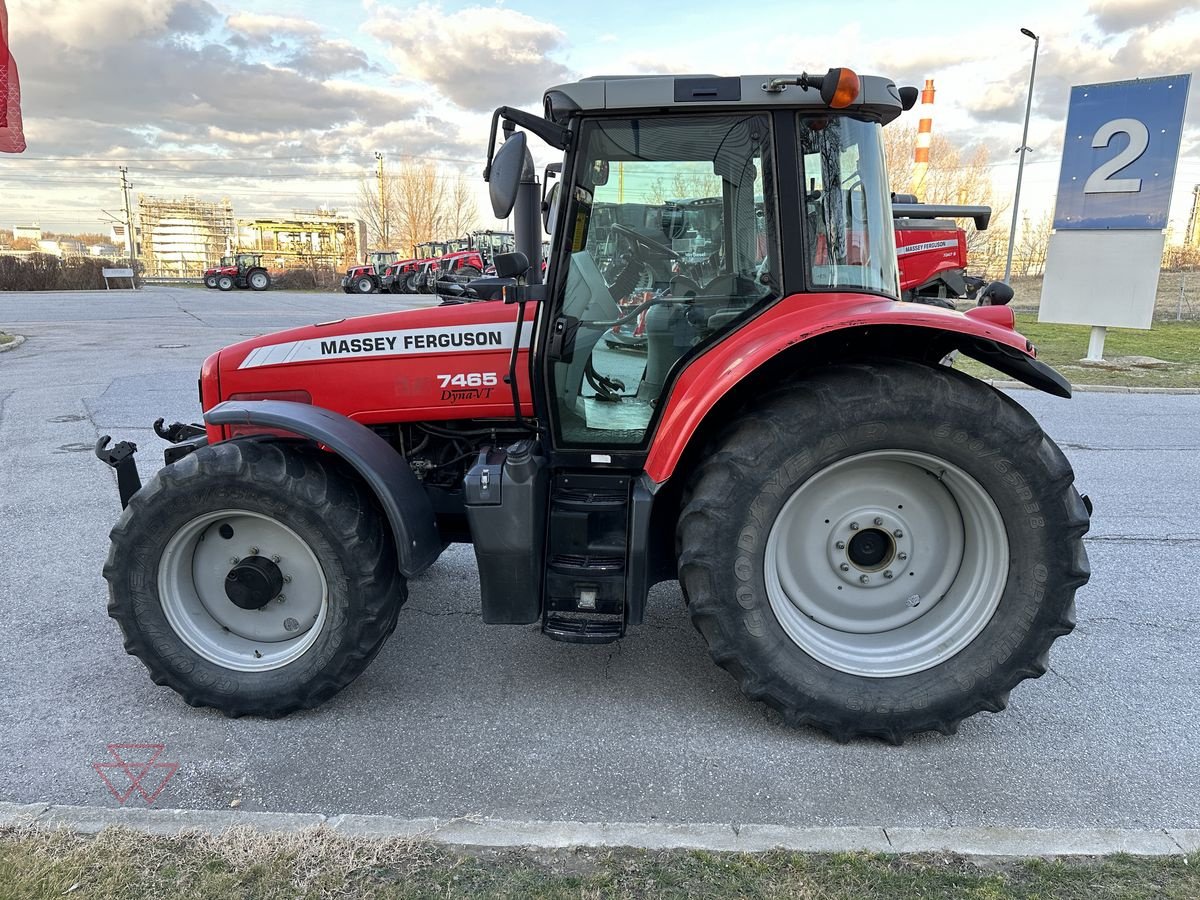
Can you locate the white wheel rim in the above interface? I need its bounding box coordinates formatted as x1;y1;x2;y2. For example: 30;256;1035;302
764;450;1009;677
158;510;328;672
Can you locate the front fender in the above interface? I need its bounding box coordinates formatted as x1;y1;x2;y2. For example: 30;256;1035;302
204;400;444;576
643;294;1070;484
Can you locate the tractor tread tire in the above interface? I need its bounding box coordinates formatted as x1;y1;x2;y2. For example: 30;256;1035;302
104;439;404;718
676;361;1089;743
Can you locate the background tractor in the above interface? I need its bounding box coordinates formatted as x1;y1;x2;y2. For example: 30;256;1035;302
98;68;1089;743
343;250;400;294
213;253;271;292
203;256;232;289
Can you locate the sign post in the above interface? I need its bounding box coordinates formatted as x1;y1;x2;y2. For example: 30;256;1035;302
1039;75;1191;360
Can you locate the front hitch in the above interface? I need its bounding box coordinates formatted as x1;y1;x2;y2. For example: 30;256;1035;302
95;436;142;508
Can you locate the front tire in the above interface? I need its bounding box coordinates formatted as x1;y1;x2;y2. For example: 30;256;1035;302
204;275;217;289
104;439;404;717
354;276;375;294
217;275;234;291
677;361;1090;742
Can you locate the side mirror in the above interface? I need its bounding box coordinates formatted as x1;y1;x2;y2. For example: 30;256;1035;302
493;251;530;279
542;182;561;235
977;281;1014;307
488;131;527;219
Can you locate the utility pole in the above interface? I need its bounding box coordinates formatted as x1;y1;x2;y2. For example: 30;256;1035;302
374;151;388;248
119;166;136;270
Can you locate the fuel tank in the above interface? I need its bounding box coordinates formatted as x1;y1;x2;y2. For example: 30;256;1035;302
211;299;536;426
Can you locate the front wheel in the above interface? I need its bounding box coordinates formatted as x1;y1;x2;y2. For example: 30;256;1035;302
677;361;1090;742
104;440;404;716
204;275;217;289
217;275;234;291
354;276;375;294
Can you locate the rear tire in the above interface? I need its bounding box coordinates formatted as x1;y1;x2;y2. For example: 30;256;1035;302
104;439;404;717
249;269;270;291
677;361;1089;742
458;265;481;279
404;272;419;293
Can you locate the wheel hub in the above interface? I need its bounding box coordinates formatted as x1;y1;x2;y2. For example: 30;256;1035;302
826;510;913;589
225;555;284;610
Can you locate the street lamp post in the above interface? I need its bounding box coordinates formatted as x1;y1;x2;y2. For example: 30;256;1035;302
1004;27;1040;283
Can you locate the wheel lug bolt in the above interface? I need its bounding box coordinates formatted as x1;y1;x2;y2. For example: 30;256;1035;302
859;575;870;584
884;570;894;579
874;517;883;526
271;555;281;563
250;547;259;556
839;563;850;572
893;529;904;538
898;552;908;561
849;521;860;531
277;594;286;603
835;540;846;550
229;557;240;565
283;575;292;583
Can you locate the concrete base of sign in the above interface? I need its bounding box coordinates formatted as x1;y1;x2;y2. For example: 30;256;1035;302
1084;325;1107;361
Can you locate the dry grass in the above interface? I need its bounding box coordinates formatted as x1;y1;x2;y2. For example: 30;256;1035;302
2;825;1198;899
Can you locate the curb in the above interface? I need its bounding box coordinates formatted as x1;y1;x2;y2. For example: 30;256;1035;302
0;334;25;353
988;379;1200;395
1;803;1194;857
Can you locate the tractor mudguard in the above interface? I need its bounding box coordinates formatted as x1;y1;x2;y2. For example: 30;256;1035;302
204;399;444;576
643;293;1072;484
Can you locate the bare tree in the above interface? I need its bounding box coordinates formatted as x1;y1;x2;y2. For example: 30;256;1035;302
442;171;479;240
646;167;724;205
1016;211;1052;276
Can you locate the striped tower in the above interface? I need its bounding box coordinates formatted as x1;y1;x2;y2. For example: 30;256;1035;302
909;79;935;201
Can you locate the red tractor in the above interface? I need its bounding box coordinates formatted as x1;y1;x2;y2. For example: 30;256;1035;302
211;253;271;292
343;250;401;294
893;195;991;307
203;256;233;289
97;69;1090;743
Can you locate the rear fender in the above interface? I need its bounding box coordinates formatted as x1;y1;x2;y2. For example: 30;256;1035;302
204;399;444;576
643;294;1070;484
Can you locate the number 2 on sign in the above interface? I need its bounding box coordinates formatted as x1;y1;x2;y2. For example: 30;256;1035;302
437;373;499;388
1083;117;1149;195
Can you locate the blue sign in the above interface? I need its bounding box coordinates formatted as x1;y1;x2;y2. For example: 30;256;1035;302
1052;74;1190;230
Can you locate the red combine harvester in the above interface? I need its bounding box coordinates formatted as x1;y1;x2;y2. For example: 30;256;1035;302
208;253;271;292
97;68;1089;743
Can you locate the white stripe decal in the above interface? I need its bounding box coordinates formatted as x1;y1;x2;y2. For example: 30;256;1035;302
238;321;530;369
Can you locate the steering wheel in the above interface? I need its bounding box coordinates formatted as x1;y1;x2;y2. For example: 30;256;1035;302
610;222;681;261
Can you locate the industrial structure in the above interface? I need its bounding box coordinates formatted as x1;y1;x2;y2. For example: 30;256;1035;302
236;210;363;271
1187;184;1200;248
909;78;935;201
137;195;235;279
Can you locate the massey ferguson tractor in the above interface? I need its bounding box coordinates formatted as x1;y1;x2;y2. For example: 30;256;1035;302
211;253;271;292
343;250;400;294
203;256;232;289
96;69;1090;743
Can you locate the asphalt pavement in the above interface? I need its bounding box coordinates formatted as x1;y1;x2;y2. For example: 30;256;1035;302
1;285;1197;830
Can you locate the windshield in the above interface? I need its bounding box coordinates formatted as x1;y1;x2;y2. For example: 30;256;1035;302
797;116;897;296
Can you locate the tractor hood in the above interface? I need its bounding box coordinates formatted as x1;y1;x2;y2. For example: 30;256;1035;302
208;300;536;428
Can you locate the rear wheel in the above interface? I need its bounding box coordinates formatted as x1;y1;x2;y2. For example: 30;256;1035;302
217;275;234;291
248;269;270;291
677;361;1090;742
104;440;404;717
458;265;481;279
404;272;419;293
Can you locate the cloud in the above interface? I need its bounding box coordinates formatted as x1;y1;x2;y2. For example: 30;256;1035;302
225;12;323;39
283;39;374;77
370;1;571;110
1088;0;1199;34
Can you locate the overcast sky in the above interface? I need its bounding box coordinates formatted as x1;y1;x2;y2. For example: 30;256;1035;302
2;0;1198;242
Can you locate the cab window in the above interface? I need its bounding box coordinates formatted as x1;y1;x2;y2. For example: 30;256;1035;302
549;114;778;447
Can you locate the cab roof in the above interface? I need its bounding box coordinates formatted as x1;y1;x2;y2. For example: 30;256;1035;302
544;73;906;124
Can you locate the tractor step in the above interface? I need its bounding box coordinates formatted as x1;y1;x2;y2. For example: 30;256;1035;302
543;613;623;644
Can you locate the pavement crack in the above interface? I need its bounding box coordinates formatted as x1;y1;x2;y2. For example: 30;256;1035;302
1163;828;1187;854
1047;664;1079;692
882;827;893;849
1085;535;1200;544
402;607;479;620
1061;442;1200;452
604;641;623;680
1084;616;1200;634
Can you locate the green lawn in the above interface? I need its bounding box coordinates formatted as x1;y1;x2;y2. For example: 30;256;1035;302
2;827;1197;899
958;314;1200;389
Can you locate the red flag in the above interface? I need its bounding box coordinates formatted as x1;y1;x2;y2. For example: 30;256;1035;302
0;0;26;153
